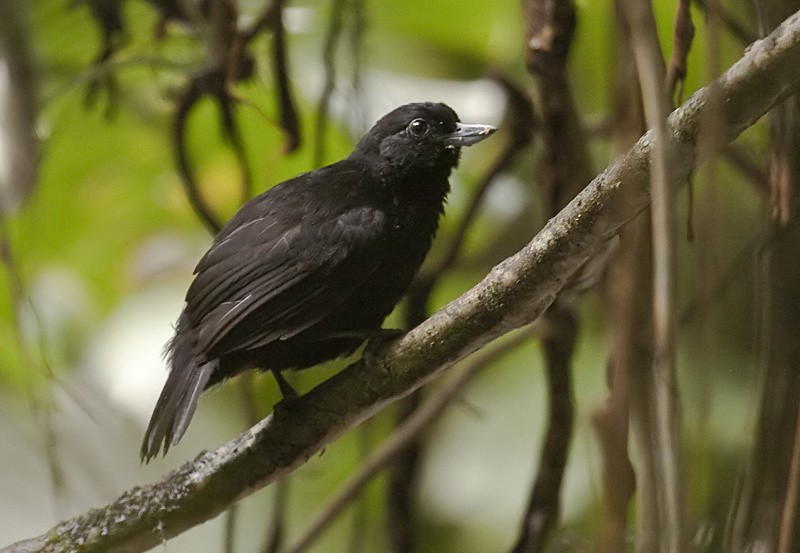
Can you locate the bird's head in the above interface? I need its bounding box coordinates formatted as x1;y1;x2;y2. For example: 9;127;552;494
353;102;496;176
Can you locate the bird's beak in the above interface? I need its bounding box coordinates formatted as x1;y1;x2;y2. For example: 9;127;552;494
445;122;496;148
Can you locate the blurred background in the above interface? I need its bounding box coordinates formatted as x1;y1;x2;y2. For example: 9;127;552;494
0;0;794;551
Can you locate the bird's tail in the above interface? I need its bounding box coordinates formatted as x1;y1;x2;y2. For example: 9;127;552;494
140;327;215;463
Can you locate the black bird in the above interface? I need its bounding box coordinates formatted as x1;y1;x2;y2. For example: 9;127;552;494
141;102;495;461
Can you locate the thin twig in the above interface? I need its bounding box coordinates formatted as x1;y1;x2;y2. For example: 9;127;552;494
728;2;800;547
208;0;254;203
728;38;800;553
241;0;303;153
348;0;367;131
269;0;301;153
678;233;762;327
262;478;289;553
170;0;267;230
223;504;237;553
314;0;347;168
692;0;755;45
513;1;588;548
722;144;768;190
348;422;370;553
617;0;685;549
242;0;283;42
45;54;189;107
82;0;124;117
509;306;576;553
0;224;65;513
218;83;255;203
728;215;800;550
666;0;696;103
385;389;421;553
173;71;225;234
777;400;800;553
238;375;290;553
592;21;646;551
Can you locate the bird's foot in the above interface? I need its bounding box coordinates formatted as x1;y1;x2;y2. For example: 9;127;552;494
271;368;298;403
363;328;405;366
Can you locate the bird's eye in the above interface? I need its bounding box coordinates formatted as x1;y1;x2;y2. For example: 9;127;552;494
408;118;429;137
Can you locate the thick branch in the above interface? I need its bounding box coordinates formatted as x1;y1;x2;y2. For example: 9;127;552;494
7;10;800;553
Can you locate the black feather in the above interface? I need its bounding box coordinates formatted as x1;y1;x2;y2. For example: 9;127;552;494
140;102;495;461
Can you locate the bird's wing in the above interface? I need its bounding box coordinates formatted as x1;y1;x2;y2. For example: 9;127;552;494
184;204;388;356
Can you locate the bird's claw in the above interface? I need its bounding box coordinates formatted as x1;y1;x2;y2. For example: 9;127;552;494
363;328;405;365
